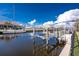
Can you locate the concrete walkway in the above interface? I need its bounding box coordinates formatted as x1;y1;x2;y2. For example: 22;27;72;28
59;34;72;56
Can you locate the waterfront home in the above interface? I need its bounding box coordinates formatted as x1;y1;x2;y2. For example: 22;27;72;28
0;21;24;34
0;21;23;30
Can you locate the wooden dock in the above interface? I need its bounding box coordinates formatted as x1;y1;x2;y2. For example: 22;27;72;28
59;34;72;56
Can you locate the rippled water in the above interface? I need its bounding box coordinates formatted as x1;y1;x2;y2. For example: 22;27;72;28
0;32;65;56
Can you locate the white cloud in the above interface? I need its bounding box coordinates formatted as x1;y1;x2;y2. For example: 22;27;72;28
28;19;36;25
43;21;53;26
55;9;79;23
43;21;53;28
54;9;79;28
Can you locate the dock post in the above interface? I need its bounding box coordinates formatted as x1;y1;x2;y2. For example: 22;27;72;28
33;27;35;36
45;28;49;50
32;27;36;45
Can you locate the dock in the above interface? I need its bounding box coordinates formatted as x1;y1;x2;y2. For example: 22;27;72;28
59;34;72;56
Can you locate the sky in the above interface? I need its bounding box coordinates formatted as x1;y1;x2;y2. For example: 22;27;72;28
0;3;79;26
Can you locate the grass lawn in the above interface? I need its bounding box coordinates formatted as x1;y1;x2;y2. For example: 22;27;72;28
73;31;79;56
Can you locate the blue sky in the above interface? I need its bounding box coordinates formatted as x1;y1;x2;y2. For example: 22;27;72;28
0;3;79;25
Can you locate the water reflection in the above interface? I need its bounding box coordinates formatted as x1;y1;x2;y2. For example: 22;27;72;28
0;34;18;40
0;33;33;56
33;34;65;56
0;32;65;56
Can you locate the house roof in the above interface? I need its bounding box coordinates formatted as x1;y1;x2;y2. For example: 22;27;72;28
0;21;22;27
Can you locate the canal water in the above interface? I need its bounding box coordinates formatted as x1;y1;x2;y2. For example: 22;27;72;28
0;32;65;56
